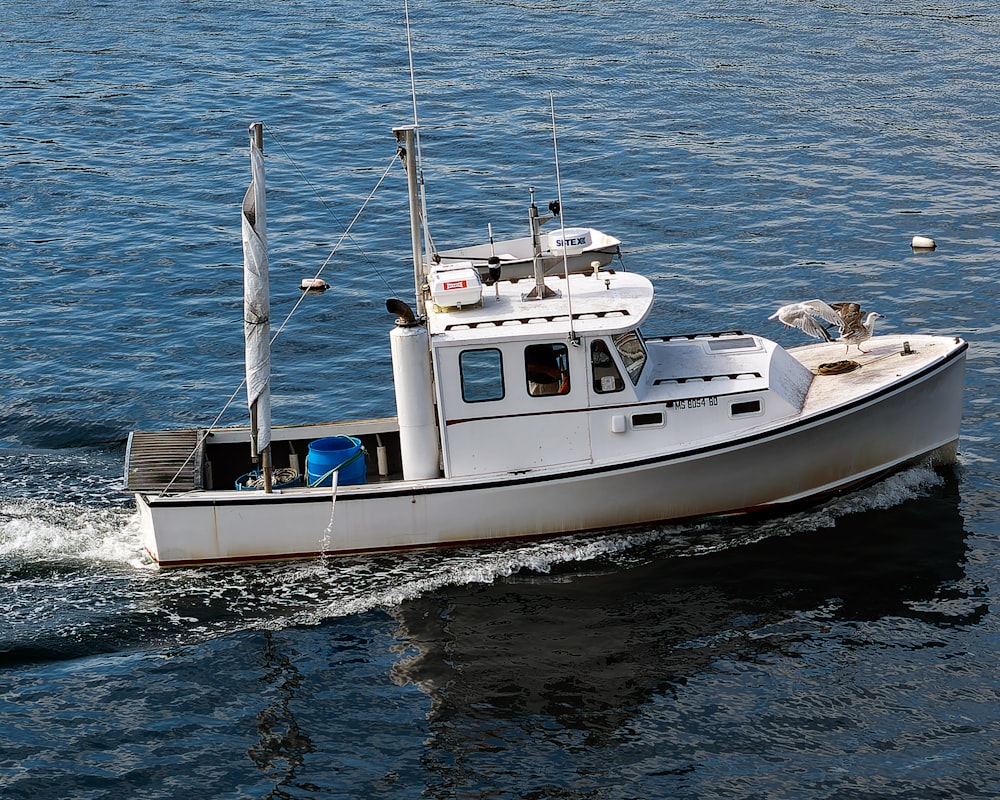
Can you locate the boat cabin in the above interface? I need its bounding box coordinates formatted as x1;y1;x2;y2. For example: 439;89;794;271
416;266;813;479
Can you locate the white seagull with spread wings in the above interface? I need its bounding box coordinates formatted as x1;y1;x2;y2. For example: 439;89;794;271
769;299;884;353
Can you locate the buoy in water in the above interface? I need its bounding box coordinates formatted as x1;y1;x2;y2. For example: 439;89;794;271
300;277;329;292
910;235;936;251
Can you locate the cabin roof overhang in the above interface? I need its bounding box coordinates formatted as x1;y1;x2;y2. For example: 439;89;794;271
426;270;654;344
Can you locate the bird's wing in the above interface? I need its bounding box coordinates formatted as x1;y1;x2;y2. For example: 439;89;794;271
800;299;844;327
796;314;833;341
831;305;865;339
769;302;833;340
769;302;809;325
830;302;863;330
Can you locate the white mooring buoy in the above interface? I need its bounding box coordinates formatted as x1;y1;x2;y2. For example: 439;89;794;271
300;277;329;292
910;235;936;251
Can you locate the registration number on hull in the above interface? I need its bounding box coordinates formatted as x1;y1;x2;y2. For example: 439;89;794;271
669;396;719;410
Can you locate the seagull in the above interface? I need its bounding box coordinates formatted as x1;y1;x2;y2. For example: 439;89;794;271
830;302;884;354
769;300;839;342
769;299;884;353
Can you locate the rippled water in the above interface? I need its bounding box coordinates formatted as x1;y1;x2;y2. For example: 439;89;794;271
2;1;999;797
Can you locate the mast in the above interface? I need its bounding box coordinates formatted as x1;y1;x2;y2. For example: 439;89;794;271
394;125;425;317
243;121;273;492
525;187;556;301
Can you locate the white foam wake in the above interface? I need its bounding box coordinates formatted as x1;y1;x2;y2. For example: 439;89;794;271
0;498;142;566
0;462;947;657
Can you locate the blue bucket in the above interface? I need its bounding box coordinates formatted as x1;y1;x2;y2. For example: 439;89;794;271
306;436;366;487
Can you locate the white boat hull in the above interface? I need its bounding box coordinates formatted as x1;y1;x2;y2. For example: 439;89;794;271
137;335;966;567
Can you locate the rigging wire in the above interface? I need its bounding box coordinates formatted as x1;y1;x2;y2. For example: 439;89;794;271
263;123;403;299
267;157;401;341
156;138;404;496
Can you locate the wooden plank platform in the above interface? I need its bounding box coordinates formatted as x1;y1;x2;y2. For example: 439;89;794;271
125;429;205;492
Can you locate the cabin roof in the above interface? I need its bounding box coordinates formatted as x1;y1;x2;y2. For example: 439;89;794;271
427;270;654;344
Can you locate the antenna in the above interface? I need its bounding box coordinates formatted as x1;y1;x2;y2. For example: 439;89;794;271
402;0;437;272
550;94;579;345
404;0;418;128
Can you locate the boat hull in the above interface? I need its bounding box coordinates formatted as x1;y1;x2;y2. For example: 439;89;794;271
138;338;966;567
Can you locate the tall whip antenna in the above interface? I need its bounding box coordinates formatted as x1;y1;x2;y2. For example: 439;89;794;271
550;94;578;345
402;0;437;266
404;0;419;127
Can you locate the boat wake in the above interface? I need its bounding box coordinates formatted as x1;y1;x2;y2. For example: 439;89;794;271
661;460;952;560
0;461;948;666
0;498;142;566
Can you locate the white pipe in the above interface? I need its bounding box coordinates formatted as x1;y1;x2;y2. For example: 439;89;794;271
390;323;440;480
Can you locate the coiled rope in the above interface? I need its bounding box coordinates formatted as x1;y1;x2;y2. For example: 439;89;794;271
815;360;860;375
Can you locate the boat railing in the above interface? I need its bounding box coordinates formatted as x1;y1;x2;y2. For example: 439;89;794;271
645;330;745;342
654;371;763;386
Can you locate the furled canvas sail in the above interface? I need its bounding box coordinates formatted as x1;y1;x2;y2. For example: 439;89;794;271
242;129;271;455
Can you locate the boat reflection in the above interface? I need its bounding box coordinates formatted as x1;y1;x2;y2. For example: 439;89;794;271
389;469;982;734
247;631;316;793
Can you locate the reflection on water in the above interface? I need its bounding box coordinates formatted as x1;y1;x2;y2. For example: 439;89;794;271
383;471;989;797
248;631;316;798
0;466;989;799
390;469;978;760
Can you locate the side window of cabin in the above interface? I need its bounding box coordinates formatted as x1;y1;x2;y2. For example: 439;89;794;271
525;343;570;397
460;348;504;402
612;330;647;385
591;339;625;393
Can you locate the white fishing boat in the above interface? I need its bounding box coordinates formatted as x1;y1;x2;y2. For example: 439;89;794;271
124;122;967;567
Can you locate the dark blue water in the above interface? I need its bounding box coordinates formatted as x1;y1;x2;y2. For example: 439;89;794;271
2;1;999;797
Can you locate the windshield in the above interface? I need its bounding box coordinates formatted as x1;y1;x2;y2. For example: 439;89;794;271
612;330;647;385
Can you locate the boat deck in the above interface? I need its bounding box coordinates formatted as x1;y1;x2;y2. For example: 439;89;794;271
126;333;964;498
791;334;963;416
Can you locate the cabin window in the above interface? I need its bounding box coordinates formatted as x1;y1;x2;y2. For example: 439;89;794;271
731;399;763;417
460;348;505;402
591;339;625;393
612;331;647;385
632;411;664;427
525;343;571;397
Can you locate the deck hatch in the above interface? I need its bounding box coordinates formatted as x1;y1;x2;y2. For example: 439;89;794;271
707;336;758;351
